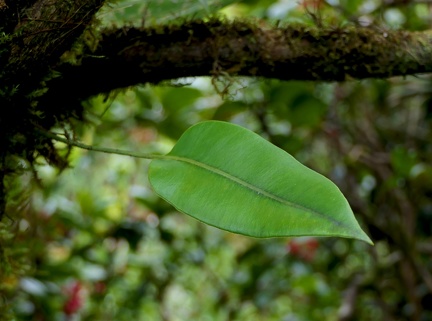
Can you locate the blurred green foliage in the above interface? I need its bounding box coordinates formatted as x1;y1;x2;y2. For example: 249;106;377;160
2;0;432;320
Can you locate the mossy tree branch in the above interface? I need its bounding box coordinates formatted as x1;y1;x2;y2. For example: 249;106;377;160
39;20;432;108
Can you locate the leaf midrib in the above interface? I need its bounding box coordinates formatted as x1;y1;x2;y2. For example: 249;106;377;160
166;155;344;227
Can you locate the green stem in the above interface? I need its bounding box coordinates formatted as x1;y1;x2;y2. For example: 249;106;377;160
42;130;165;160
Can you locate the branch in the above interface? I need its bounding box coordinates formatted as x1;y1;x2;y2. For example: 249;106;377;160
40;19;432;107
338;274;363;321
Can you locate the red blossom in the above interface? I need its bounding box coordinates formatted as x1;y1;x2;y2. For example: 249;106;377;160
63;281;84;316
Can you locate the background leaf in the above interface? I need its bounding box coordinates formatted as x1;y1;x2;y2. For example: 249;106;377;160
12;1;432;319
99;0;238;26
149;121;372;244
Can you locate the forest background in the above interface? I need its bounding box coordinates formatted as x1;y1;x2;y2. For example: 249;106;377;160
1;0;432;320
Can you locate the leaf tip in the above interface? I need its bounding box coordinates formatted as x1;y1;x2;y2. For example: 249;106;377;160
354;230;374;245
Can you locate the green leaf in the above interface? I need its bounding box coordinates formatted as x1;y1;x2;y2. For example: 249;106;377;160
149;121;372;244
99;0;238;26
